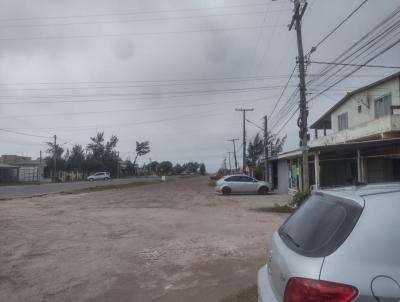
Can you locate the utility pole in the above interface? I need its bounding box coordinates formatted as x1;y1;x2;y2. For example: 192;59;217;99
289;0;309;193
227;152;232;174
228;138;239;172
117;151;120;179
38;150;42;182
53;135;57;183
235;108;254;174
263;115;269;182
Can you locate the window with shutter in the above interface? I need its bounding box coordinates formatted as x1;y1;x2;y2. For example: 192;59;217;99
338;112;349;131
374;94;392;119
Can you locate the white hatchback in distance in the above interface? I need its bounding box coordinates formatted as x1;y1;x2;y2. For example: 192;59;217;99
215;174;272;195
87;172;110;181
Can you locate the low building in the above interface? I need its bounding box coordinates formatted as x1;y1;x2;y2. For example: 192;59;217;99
275;72;400;193
0;155;47;182
0;163;19;182
16;159;47;182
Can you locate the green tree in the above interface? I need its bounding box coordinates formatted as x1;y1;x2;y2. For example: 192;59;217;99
45;141;66;178
86;132;119;176
269;133;287;157
66;144;85;171
183;162;199;173
148;161;159;174
199;163;206;175
158;161;173;175
247;133;264;168
173;163;184;175
132;141;151;173
87;132;105;160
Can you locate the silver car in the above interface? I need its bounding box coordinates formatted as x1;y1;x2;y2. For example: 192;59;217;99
87;172;110;181
258;183;400;302
215;174;272;195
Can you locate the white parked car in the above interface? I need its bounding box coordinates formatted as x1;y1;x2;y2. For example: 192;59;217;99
215;174;272;195
87;172;110;181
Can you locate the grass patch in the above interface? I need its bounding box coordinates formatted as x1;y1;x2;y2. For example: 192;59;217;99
61;180;160;195
253;203;295;213
219;285;257;302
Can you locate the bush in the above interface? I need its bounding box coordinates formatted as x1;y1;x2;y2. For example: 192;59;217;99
290;191;310;208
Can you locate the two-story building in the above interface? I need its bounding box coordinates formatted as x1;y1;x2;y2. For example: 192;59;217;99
274;72;400;193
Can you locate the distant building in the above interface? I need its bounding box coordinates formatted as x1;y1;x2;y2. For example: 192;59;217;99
274;72;400;193
0;163;19;182
0;155;47;182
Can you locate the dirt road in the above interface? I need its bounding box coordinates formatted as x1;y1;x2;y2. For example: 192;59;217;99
0;176;287;302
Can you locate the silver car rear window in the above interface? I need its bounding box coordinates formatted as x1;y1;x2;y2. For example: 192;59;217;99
279;195;363;257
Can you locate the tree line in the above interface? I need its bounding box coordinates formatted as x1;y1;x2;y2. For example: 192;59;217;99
44;132;206;179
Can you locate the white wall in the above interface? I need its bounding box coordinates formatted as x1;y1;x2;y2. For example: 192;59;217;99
277;159;289;193
331;78;400;133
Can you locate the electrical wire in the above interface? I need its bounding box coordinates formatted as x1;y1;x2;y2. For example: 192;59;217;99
1;9;291;29
0;2;284;23
0;96;271;119
309;61;400;69
308;0;369;55
0;24;287;41
0;128;51;139
268;64;297;119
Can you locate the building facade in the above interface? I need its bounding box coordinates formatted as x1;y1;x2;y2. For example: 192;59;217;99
275;72;400;193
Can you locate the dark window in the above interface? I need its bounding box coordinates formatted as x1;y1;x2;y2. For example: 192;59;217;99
338;112;349;131
279;195;363;257
239;176;254;182
225;176;241;182
375;94;392;119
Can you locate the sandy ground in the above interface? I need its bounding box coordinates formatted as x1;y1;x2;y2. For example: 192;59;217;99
0;176;288;302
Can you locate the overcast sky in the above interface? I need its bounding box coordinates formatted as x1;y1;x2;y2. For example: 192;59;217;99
0;0;399;172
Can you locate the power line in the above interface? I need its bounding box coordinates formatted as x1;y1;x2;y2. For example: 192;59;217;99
307;7;400;84
0;72;387;87
268;64;297;118
307;7;400;98
0;78;298;92
308;0;369;54
0;9;291;29
274;107;299;136
0;24;287;41
0;128;51;139
309;60;400;69
0;90;284;105
309;19;400;93
6;110;226;132
0;2;285;23
0;84;291;100
0;96;271;119
308;36;400;102
246;119;263;131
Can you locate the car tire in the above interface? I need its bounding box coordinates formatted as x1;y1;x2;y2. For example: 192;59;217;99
222;187;232;195
89;178;94;182
105;177;110;181
258;186;269;195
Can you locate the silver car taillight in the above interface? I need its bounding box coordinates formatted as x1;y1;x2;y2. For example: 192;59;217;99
283;277;358;302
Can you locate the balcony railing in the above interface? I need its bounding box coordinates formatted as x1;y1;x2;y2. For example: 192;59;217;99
310;108;400;147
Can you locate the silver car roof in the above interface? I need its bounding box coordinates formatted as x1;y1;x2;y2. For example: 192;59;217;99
315;183;400;207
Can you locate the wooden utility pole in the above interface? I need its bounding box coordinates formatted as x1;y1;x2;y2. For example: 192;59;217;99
53;135;57;183
263;115;269;182
228;138;239;172
117;151;120;179
289;0;309;192
235;108;254;174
